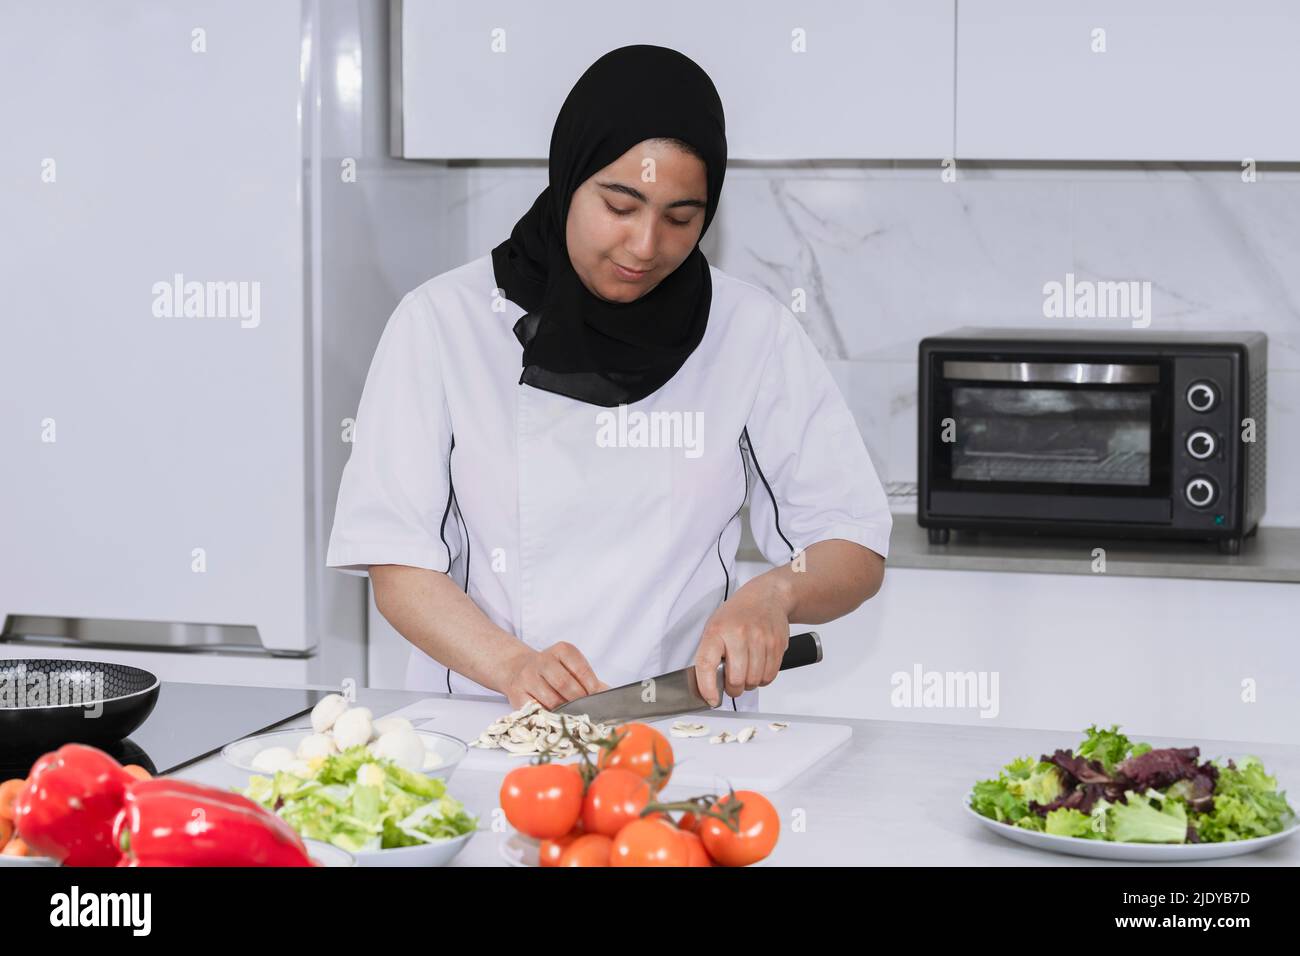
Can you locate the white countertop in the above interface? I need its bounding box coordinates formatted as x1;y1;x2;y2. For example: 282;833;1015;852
176;688;1300;866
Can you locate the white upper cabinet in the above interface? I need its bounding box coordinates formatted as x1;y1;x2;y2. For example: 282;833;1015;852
955;0;1300;161
392;0;956;160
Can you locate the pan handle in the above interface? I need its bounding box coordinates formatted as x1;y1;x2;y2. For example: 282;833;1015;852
779;632;822;671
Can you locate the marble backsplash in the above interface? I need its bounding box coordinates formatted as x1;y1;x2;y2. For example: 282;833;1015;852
433;161;1299;526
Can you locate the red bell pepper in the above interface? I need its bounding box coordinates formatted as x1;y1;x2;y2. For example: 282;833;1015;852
113;778;316;867
14;743;134;866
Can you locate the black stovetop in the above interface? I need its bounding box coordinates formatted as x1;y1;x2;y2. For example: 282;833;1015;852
0;681;328;778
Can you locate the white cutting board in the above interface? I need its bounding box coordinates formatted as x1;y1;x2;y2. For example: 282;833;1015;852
379;698;851;792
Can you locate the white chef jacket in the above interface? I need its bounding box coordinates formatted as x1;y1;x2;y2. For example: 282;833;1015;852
325;253;891;711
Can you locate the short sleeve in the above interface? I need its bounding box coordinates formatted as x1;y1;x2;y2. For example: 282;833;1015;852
325;293;461;577
743;307;892;565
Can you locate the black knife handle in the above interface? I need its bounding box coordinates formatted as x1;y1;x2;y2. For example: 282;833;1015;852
779;631;822;671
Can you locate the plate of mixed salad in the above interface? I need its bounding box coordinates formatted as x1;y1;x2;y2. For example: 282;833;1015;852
967;725;1298;861
242;745;478;867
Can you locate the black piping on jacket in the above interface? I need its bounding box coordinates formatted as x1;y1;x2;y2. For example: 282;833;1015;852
734;426;798;712
439;435;470;694
741;425;794;556
717;434;753;712
717;434;751;602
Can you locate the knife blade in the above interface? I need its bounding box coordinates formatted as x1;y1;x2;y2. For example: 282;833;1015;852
553;631;822;725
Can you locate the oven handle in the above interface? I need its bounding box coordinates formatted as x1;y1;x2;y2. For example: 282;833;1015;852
941;360;1160;385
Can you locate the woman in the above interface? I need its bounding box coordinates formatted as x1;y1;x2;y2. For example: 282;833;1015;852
326;45;891;712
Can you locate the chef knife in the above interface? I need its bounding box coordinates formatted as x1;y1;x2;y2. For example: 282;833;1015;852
553;631;822;725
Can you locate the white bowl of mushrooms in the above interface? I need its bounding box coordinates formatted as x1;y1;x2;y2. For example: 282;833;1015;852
221;694;467;779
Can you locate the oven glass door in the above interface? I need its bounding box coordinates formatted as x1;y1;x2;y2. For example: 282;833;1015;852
931;358;1172;504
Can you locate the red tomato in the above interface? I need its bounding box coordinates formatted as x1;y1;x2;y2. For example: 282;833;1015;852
499;764;584;839
581;769;651;837
538;829;581;867
598;724;673;791
678;829;713;867
610;818;689;867
677;810;699;832
558;833;612;867
698;791;779;867
0;779;26;821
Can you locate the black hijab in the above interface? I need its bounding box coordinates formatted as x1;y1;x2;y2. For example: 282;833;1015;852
491;45;728;407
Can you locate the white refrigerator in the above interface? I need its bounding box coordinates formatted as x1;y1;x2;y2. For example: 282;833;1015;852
0;0;462;688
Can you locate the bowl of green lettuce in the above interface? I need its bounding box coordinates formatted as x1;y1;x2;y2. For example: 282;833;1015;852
242;744;478;867
967;725;1297;860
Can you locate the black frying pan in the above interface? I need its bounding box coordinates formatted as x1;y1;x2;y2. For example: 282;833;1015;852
0;659;160;758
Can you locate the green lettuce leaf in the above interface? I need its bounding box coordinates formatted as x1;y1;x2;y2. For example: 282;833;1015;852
1192;756;1296;843
1108;790;1188;844
971;756;1060;825
1077;724;1149;774
1045;808;1095;838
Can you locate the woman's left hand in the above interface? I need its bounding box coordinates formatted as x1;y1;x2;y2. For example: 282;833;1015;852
692;575;794;707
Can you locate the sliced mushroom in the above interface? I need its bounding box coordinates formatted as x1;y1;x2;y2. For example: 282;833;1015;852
669;721;709;739
500;739;538;755
471;705;613;756
507;726;538;745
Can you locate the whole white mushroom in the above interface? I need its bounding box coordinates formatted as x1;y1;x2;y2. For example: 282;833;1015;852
372;715;414;738
371;729;426;772
251;746;295;774
332;706;374;750
310;694;350;734
296;733;338;760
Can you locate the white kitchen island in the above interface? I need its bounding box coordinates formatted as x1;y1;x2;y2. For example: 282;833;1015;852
176;688;1300;867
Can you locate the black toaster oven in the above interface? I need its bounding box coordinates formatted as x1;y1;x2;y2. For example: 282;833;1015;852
918;329;1267;554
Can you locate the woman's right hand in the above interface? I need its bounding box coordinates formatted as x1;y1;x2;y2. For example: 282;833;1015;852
501;641;608;711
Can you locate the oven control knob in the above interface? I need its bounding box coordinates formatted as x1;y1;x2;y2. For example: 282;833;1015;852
1186;380;1218;413
1184;476;1218;509
1186;429;1218;460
